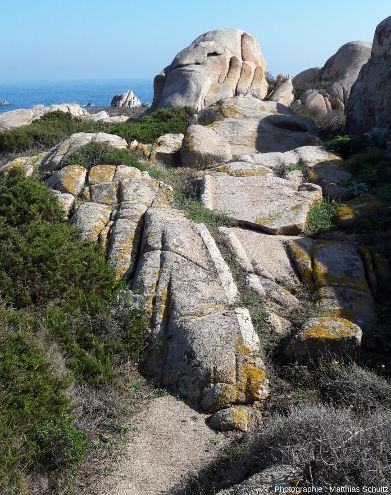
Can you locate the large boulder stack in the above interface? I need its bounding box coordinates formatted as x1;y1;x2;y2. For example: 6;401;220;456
152;29;268;111
293;41;372;115
347;16;391;134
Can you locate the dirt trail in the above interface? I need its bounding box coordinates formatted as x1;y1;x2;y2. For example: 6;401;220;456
96;394;233;495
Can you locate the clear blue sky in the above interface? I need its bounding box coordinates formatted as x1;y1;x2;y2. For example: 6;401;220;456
1;0;390;81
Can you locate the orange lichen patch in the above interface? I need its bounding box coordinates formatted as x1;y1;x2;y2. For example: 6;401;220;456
91;182;118;205
290;204;301;212
112;234;135;281
299;316;360;341
146;280;158;318
235;337;252;357
336;193;381;224
313;258;368;292
152;189;174;208
239;363;267;401
230;407;250;430
98;224;111;249
158;287;168;318
288;240;313;286
88;165;116;185
255;212;282;226
60;165;86;195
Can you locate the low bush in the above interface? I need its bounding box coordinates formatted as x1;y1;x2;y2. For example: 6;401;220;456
0;107;195;155
321;363;391;413
0;169;146;382
274;160;310;181
0;111;102;154
252;405;391;487
305;199;339;235
174;192;231;227
325;134;364;158
0;307;82;491
62;142;144;170
0;167;148;491
45;306;146;385
107;106;195;144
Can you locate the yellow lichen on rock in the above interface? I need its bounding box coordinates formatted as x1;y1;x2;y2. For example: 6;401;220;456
288;240;313;286
88;165;116;185
299;316;360;341
60;165;86;195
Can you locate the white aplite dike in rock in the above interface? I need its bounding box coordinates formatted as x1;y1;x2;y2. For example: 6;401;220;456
152;28;268;110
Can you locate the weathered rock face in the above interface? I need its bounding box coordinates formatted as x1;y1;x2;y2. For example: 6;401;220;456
288;239;378;326
111;90;142;108
40;149;268;417
293;41;372;114
181;125;232;168
347;16;391;134
152;29;268;111
219;227;301;331
133;208;268;413
217;465;301;495
0;103;88;130
267;78;294;107
201;172;322;234
182;96;317;166
286;316;362;360
292;67;320;93
154;133;184;165
39;132;127;172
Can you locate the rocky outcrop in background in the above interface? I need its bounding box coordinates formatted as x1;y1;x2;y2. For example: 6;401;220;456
347;16;391;134
111;90;142;108
292;41;372;115
152;29;268;111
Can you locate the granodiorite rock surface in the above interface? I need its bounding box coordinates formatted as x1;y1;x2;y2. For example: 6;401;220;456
152;29;268;111
40;151;268;417
187;96;317;157
202;173;322;234
288;238;378;326
39;132;127;172
217;465;301;494
286;316;362;360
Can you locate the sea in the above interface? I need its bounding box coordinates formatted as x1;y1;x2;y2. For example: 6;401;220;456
0;79;154;113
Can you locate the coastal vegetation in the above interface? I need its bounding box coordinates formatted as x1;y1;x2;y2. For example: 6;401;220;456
0;106;195;155
0;169;146;492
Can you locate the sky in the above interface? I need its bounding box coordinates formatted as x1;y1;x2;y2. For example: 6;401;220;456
1;0;390;81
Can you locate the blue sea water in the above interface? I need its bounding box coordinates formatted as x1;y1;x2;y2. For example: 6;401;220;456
0;79;154;113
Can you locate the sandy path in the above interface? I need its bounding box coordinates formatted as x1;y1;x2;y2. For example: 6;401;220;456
96;394;233;495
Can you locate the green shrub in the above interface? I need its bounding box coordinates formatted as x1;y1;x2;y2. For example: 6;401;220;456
0;107;196;154
0;111;103;154
0;169;146;385
325;134;364;158
0;307;76;490
62;142;144;170
108;106;195;144
305;199;339;235
174;192;230;227
275;160;310;181
0;167;64;226
0;216;115;308
45;306;146;385
35;415;86;471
